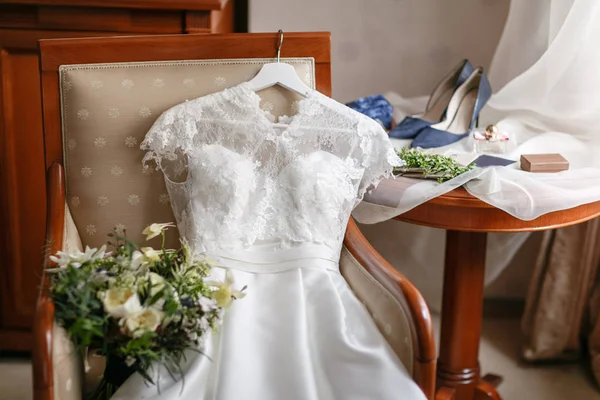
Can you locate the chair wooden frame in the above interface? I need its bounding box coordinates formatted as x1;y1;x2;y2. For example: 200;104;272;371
32;32;436;400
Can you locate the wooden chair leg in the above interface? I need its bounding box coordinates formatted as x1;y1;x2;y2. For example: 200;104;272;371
481;374;503;388
475;380;502;400
436;387;456;400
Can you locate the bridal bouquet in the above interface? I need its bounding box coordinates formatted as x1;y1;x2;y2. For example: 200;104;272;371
48;223;244;399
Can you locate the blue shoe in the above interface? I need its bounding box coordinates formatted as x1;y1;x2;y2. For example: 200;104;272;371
411;67;492;149
389;59;474;139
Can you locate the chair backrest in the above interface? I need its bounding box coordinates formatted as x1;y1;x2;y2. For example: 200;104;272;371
39;33;331;248
38;33;431;398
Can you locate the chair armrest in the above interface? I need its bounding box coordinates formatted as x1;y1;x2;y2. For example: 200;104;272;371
342;218;436;400
33;162;65;400
33;162;84;400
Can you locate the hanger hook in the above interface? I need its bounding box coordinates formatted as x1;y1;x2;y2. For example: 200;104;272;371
276;29;284;63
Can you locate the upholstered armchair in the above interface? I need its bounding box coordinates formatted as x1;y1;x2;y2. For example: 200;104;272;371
32;33;436;400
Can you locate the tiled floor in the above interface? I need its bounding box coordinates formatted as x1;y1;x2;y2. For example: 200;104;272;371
0;356;32;399
466;318;600;399
1;317;599;399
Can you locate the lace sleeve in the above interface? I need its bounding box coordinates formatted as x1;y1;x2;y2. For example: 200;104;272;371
354;117;405;200
141;102;199;166
140;102;205;182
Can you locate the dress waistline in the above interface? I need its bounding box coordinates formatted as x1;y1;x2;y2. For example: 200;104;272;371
203;243;341;274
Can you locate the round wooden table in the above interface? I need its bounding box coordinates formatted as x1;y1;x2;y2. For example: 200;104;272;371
394;188;600;400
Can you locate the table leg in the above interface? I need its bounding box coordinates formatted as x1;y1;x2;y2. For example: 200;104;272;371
436;230;502;400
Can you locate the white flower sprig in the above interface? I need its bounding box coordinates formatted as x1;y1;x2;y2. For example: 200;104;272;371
206;270;247;308
142;222;176;240
49;245;107;269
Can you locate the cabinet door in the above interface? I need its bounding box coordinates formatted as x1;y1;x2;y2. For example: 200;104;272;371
0;29;140;341
0;30;48;331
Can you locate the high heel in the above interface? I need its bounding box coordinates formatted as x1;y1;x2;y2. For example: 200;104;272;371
389;59;474;139
410;67;491;149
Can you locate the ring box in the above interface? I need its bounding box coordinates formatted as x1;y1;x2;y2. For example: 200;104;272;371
520;154;569;172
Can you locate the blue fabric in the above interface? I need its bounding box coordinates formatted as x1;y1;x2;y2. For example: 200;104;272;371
455;60;475;90
432;60;474;120
346;94;393;130
470;70;492;128
344;60;481;143
410;126;470;148
388;117;433;139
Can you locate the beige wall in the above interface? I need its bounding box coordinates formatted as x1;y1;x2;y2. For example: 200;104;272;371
485;233;540;298
250;0;510;102
251;0;534;299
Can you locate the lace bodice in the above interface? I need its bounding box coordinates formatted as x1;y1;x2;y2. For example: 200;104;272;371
141;82;403;256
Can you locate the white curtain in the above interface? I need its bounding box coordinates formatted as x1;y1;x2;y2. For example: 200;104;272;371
355;0;600;311
485;0;600;148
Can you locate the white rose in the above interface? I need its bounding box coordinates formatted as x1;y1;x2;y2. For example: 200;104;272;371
102;288;142;318
124;308;163;337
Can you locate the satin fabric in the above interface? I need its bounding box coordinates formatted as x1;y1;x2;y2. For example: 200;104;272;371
111;244;426;400
388;117;433;140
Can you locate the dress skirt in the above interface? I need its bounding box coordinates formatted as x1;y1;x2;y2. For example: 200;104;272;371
111;245;427;400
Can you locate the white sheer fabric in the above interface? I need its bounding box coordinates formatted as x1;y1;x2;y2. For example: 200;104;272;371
112;83;427;400
354;0;600;311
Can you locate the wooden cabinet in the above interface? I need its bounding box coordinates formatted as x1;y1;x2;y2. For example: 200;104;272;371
0;0;235;352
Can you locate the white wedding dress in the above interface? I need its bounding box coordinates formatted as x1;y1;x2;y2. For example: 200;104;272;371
111;82;426;400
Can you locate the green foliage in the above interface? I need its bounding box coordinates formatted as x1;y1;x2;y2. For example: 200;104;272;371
47;226;231;399
51;262;107;348
395;147;476;182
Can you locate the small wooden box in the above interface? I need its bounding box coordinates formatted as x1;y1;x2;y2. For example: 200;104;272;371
520;154;569;172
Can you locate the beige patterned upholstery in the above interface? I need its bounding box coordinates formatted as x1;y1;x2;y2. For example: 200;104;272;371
53;207;83;400
55;58;418;394
53;322;82;400
339;247;415;374
60;59;315;248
